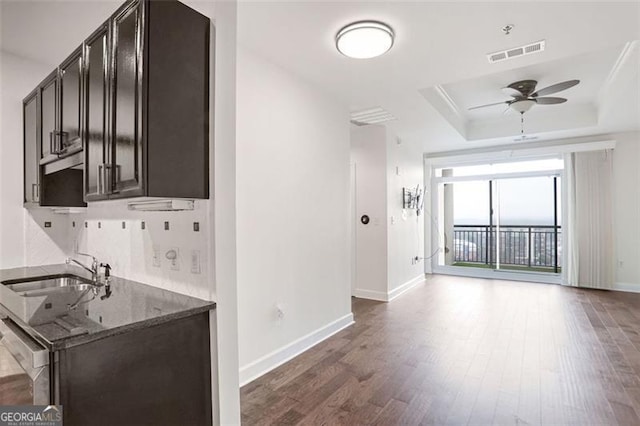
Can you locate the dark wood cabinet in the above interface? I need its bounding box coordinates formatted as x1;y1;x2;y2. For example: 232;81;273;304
27;51;86;208
85;0;210;201
39;71;58;165
59;47;83;157
24;0;210;207
56;313;213;426
84;24;110;200
23;91;40;205
110;0;144;198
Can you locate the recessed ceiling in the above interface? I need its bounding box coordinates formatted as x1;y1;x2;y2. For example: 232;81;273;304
420;43;638;141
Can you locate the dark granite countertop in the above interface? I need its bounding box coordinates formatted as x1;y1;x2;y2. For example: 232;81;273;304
0;264;215;350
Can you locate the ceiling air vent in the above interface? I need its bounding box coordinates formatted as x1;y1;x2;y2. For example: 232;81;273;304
487;40;545;64
350;107;397;126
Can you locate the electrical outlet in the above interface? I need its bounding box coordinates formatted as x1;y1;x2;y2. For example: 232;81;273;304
190;250;201;274
166;248;180;271
276;304;285;321
152;245;161;267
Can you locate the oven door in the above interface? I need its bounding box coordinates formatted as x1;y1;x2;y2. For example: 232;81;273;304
0;318;50;405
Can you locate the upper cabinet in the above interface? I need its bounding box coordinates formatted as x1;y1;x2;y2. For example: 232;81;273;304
84;23;109;201
39;71;58;165
85;0;210;202
23;0;210;208
23;91;40;205
59;47;83;157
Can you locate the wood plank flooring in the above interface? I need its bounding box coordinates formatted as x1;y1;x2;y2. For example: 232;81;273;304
241;275;640;425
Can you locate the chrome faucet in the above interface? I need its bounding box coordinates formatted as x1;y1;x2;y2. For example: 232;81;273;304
66;252;100;284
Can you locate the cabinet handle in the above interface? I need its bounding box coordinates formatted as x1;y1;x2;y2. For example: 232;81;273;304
49;131;55;155
98;163;104;195
31;183;39;202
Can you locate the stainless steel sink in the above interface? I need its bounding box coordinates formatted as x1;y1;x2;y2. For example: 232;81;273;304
2;274;96;298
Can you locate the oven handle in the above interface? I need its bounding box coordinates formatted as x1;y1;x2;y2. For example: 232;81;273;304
0;318;49;370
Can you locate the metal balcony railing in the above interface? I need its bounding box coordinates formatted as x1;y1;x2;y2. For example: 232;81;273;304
452;225;562;272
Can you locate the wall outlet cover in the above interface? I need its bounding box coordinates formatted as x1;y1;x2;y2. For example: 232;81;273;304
152;245;161;267
190;250;201;274
166;247;180;271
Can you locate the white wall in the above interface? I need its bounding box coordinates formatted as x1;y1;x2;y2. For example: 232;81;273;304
612;131;640;290
386;132;425;293
350;125;388;298
236;47;352;384
350;125;426;301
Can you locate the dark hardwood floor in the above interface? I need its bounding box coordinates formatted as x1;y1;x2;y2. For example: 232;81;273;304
241;275;640;425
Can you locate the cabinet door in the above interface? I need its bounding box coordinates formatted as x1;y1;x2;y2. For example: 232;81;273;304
110;0;144;197
84;24;110;201
59;47;83;156
39;71;58;164
23;92;40;204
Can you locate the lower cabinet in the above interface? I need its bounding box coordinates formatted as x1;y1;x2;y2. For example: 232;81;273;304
55;312;213;426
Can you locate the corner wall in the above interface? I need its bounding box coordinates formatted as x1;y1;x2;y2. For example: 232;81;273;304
351;125;388;299
350;125;426;302
612;131;640;291
386;132;426;296
236;47;352;385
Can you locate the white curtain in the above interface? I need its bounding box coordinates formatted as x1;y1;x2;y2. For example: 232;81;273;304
563;149;615;289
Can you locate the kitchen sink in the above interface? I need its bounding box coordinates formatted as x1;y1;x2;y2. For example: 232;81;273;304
2;274;96;298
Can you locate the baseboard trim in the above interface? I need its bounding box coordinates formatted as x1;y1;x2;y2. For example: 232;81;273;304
352;288;389;302
613;282;640;294
388;274;425;301
238;313;354;387
353;275;425;302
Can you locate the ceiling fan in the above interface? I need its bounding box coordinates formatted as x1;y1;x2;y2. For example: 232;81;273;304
468;79;580;114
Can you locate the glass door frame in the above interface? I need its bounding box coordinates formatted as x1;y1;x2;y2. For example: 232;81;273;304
430;168;563;284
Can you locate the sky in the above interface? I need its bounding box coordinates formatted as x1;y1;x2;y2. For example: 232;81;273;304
445;160;563;226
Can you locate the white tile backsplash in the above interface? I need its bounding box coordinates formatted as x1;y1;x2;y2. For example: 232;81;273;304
24;209;71;266
25;199;214;301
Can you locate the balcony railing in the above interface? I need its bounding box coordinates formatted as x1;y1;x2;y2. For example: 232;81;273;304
453;225;562;272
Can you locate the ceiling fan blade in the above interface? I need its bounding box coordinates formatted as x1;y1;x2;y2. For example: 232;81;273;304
468;101;508;110
535;97;567;105
531;80;579;97
501;87;523;98
505;80;538;97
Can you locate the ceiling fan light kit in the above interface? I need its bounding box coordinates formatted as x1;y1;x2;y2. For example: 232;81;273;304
469;79;580;112
468;78;580;136
510;99;536;114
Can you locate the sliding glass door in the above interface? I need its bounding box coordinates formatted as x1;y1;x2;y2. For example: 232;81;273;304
433;160;562;279
494;176;561;273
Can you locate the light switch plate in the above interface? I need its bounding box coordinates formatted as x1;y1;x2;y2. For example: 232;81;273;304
190;250;201;274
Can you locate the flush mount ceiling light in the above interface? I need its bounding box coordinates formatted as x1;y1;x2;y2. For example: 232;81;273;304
336;21;394;59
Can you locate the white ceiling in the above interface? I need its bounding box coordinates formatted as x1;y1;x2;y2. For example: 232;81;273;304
0;0;122;67
421;43;639;140
1;1;639;152
237;1;640;150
